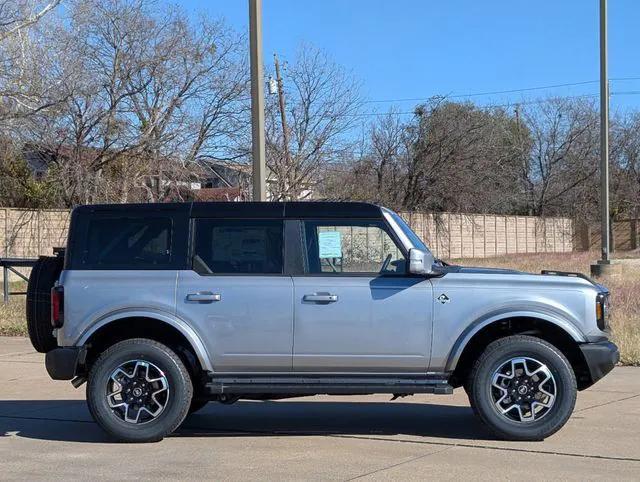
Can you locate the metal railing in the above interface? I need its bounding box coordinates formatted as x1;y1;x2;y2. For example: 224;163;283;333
1;257;38;303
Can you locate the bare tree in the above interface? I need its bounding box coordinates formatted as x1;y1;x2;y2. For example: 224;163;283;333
1;0;638;225
265;45;362;200
610;112;640;220
11;0;249;206
394;99;523;213
0;0;65;126
0;0;61;41
520;98;599;218
369;109;405;199
320;108;408;207
324;99;529;214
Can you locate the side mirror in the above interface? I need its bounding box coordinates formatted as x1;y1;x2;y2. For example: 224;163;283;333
408;248;434;275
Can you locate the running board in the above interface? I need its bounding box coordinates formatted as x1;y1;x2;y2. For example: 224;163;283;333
205;375;454;396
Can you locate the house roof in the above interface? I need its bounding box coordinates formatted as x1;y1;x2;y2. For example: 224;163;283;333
194;187;245;201
201;160;274;185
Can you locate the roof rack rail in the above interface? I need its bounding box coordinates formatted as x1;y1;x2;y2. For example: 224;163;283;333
540;270;596;285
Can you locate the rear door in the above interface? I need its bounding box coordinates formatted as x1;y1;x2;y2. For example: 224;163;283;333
292;219;433;373
176;218;294;373
61;208;188;347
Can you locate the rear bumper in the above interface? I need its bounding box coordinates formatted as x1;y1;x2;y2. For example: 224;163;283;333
578;340;619;389
45;346;86;380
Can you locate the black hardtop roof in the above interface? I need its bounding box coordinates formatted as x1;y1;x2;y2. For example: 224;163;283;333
73;201;384;219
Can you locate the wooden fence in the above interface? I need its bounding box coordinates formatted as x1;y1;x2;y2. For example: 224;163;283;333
574;219;639;252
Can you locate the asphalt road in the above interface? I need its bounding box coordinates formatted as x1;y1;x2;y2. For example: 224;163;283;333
1;336;639;480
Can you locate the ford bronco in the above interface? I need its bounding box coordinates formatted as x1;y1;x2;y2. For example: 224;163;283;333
27;202;619;442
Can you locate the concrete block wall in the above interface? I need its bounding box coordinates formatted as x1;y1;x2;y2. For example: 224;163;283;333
399;212;573;260
0;207;573;263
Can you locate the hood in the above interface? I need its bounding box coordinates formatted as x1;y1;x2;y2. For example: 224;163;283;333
436;263;602;289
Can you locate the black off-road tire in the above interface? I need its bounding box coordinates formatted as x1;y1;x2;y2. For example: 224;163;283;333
464;380;480;418
26;255;63;353
87;338;193;443
467;335;577;441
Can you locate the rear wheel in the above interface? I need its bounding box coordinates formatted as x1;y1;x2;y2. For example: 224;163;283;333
467;335;577;441
87;338;193;442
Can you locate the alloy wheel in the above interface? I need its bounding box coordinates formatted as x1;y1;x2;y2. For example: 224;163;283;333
106;360;169;424
490;356;556;423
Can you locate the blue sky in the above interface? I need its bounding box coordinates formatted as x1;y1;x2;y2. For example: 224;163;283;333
183;0;640;113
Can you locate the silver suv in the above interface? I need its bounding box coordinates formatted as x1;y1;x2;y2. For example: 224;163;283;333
27;202;618;442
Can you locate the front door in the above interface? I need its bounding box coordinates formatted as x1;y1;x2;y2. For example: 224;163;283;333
176;218;293;373
292;219;433;373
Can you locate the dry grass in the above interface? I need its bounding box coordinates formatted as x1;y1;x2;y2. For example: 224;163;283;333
0;297;27;336
0;280;28;336
1;254;638;364
451;251;640;365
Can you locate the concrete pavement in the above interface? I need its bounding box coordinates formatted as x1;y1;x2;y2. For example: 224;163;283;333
0;336;639;480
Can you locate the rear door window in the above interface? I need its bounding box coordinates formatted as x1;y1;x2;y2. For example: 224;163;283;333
84;217;172;268
193;219;284;275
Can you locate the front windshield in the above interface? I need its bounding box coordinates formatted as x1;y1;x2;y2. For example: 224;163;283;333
387;210;430;253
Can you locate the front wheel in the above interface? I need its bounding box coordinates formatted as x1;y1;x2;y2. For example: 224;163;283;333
467;335;577;441
87;338;193;442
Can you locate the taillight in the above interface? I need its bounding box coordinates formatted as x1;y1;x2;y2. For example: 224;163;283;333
596;292;609;331
51;286;64;328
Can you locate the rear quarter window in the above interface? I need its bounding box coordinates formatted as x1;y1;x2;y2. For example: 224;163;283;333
83;217;173;269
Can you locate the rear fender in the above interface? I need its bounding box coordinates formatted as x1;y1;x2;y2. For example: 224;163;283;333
76;309;213;372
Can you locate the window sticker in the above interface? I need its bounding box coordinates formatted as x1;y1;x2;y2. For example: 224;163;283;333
318;231;342;258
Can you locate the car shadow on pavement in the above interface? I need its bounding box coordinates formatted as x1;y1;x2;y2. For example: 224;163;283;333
0;400;109;443
178;401;493;440
0;399;493;443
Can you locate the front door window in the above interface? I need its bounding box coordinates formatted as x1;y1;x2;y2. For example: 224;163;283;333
302;220;406;275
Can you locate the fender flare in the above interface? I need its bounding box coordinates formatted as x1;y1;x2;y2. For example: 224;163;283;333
76;308;213;372
444;310;586;372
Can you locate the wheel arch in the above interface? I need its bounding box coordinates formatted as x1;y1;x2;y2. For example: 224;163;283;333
78;310;213;373
447;313;592;390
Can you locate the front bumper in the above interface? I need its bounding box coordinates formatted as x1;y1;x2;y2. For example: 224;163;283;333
578;340;619;388
45;346;86;380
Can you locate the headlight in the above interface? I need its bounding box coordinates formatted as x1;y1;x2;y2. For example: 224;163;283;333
596;292;610;331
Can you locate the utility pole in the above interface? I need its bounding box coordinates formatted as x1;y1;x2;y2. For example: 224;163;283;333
273;53;292;198
592;0;612;276
249;0;266;201
599;0;610;263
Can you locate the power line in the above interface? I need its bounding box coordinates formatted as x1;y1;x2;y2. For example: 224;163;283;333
345;91;640;118
609;77;640;82
362;77;640;105
364;81;598;104
346;93;596;118
234;77;640;107
229;78;640;117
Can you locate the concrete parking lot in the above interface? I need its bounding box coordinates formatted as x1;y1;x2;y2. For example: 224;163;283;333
0;337;639;481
